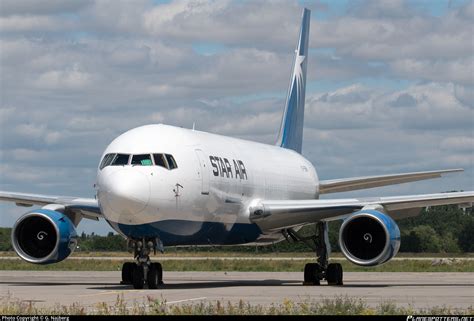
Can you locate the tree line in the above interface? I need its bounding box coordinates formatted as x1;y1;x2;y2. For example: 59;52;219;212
0;205;472;253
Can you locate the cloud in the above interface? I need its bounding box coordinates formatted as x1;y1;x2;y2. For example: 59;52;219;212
0;0;92;16
0;15;60;32
31;64;92;90
390;58;474;85
306;82;473;131
454;85;474;108
440;136;474;152
389;93;417;108
81;0;151;35
310;0;473;85
318;84;372;104
32;64;94;90
143;0;301;48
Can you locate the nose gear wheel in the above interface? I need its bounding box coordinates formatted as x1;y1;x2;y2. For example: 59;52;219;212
120;237;164;289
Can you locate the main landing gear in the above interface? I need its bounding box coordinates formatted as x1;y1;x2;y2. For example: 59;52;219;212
283;222;343;286
121;238;164;289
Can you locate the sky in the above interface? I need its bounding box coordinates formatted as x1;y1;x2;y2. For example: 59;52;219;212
0;0;473;235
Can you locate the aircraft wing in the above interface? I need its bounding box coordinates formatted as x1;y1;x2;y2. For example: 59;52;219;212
319;168;464;194
0;191;102;221
249;191;474;231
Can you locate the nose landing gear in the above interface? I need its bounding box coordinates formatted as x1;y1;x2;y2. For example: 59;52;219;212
121;238;164;289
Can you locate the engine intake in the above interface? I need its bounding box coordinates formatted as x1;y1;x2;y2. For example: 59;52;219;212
339;210;400;266
12;209;77;264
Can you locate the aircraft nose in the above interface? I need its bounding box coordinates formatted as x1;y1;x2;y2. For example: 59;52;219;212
101;169;151;215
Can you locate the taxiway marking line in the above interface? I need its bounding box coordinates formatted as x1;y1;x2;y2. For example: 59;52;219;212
166;297;208;305
78;290;145;297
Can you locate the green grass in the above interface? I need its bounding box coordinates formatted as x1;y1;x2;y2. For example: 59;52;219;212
1;294;472;315
1;250;472;258
1;258;473;272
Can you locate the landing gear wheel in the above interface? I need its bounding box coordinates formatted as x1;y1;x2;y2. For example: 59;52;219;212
132;265;145;289
155;262;164;285
326;263;343;285
147;263;163;289
121;262;134;285
303;263;322;285
127;237;165;288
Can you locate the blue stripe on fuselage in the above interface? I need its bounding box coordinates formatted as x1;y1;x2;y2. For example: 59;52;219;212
108;219;263;246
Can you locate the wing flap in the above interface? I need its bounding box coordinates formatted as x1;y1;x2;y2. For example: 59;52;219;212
251;191;474;231
378;192;474;211
319;169;463;194
250;199;362;230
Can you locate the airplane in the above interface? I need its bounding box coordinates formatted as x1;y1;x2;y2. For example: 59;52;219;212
1;8;473;289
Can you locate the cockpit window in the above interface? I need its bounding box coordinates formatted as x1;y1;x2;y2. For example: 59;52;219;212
165;154;178;170
99;153;115;170
100;153;129;170
132;154;153;166
153;154;168;169
101;152;177;169
111;154;130;166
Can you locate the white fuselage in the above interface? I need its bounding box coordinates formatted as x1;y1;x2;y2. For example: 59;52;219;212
96;124;319;245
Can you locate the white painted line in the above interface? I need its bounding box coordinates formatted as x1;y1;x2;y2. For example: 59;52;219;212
166;297;208;305
78;290;145;297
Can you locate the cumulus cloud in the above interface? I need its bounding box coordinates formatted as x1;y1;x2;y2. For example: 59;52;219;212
440;136;474;152
0;15;61;32
82;0;151;34
389;93;417;108
0;0;92;16
33;64;94;90
454;85;474;107
306;82;473;131
143;0;301;48
391;58;474;85
312;0;473;84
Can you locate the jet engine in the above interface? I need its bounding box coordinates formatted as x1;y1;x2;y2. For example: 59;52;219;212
11;209;77;264
339;210;400;266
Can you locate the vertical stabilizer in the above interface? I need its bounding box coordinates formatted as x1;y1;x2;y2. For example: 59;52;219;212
276;8;310;154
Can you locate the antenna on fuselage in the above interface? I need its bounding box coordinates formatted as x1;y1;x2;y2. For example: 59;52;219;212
192;122;196;131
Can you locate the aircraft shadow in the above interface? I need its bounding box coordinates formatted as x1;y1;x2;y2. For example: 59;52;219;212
88;279;302;290
0;281;113;287
2;280;472;290
88;280;474;291
89;280;474;290
88;281;473;290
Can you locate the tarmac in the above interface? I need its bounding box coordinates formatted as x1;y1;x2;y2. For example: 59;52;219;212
1;271;473;311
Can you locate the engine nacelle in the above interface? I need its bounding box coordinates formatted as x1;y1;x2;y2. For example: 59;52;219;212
339;210;400;266
11;209;77;264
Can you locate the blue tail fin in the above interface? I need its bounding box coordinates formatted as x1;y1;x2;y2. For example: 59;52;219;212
276;8;310;154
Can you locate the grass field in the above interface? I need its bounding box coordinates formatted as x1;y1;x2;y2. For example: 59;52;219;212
1;294;472;315
1;250;473;258
1;257;473;272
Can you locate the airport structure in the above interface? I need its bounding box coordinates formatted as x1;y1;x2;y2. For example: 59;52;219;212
1;8;473;289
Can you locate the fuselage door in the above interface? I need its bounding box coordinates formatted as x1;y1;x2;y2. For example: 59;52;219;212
195;149;210;195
